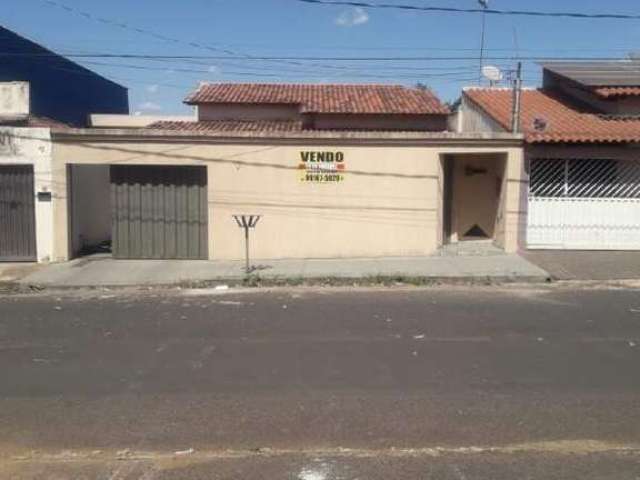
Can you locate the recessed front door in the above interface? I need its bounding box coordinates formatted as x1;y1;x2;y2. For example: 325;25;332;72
450;156;504;242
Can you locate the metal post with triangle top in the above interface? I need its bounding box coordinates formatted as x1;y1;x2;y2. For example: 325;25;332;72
233;214;261;274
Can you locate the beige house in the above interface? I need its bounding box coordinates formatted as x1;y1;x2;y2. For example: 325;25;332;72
47;83;526;262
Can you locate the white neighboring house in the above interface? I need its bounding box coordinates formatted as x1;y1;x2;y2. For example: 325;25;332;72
0;86;196;263
0;82;55;262
458;61;640;250
89;113;196;128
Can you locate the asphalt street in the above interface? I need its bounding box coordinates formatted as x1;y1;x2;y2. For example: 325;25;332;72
1;284;640;479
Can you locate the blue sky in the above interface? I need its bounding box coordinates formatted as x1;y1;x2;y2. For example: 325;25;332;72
2;0;640;114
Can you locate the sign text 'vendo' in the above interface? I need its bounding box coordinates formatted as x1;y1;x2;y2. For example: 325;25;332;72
299;151;346;183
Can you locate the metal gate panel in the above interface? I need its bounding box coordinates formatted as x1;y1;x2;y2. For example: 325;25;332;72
528;197;640;249
111;166;208;259
0;165;37;261
528;158;640;250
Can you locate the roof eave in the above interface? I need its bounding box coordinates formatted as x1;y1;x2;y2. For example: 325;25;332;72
51;127;523;146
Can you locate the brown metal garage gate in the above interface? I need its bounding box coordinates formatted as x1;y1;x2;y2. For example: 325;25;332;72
110;165;208;259
0;165;37;262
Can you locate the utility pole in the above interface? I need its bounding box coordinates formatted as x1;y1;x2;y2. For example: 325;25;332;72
478;0;489;85
511;62;523;133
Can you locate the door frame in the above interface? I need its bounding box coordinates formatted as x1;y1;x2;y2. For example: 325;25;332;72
442;154;507;246
441;155;454;245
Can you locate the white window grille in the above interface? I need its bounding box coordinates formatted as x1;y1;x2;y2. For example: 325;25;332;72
530;158;640;199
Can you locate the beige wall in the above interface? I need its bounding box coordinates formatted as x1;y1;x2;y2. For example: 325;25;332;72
310;114;448;132
51;138;525;261
198;104;300;121
198;104;448;131
504;147;528;252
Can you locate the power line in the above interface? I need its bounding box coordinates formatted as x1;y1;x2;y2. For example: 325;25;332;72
45;58;482;81
1;46;483;85
38;0;236;56
34;0;389;76
35;0;637;87
0;52;630;62
0;47;489;83
295;0;640;20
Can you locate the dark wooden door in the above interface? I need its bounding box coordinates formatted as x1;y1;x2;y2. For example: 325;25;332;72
0;165;37;261
110;165;208;259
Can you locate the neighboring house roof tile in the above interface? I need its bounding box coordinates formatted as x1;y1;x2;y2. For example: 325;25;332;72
184;83;449;115
464;88;640;144
147;119;304;132
593;86;640;99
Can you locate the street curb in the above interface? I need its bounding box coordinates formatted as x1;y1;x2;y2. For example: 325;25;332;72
550;279;640;289
12;274;553;292
0;281;45;294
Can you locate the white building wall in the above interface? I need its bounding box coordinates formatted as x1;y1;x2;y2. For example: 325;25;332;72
0;82;30;118
0;127;54;262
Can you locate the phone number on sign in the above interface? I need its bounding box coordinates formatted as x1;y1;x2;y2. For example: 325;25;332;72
302;173;344;183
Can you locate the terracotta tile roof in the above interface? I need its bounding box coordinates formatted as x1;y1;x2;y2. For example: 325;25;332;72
147;119;304;132
184;83;449;115
464;88;640;144
593;86;640;99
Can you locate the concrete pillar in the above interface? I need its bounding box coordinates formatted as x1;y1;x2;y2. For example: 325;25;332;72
503;148;528;253
51;153;70;262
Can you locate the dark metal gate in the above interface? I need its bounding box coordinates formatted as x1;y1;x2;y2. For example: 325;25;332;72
0;165;37;261
110;165;208;259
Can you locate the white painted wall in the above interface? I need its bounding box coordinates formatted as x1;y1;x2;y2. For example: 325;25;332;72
90;114;196;128
0;127;53;262
0;82;30;118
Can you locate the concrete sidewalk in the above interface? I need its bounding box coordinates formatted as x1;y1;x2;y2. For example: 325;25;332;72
523;250;640;281
15;252;550;288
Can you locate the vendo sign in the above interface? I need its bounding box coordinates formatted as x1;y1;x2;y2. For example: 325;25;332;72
299;150;346;183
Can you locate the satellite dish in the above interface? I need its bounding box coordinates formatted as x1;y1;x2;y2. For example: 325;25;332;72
482;65;503;83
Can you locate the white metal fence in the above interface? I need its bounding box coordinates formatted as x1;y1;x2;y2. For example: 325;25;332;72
528;158;640;249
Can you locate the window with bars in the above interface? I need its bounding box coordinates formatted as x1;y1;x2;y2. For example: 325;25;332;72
529;158;640;199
